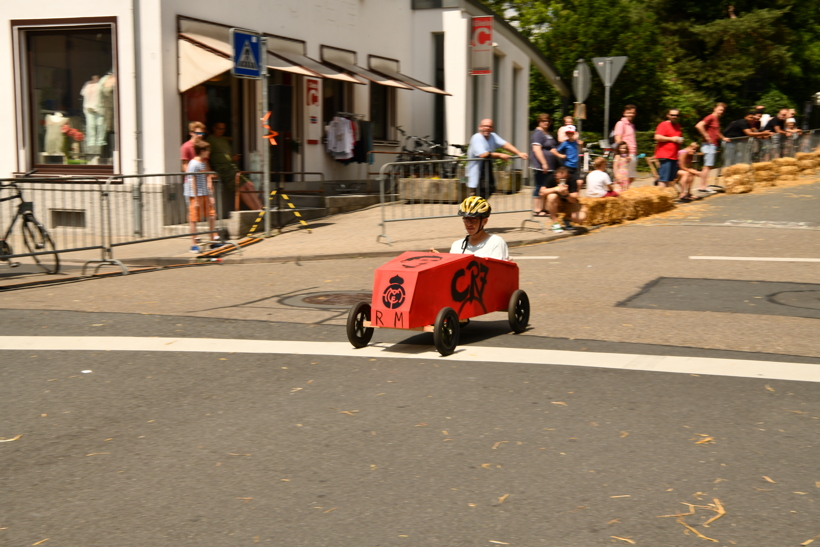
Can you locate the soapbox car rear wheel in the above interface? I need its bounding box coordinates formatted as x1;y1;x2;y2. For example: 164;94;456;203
433;307;460;356
508;289;530;333
347;301;374;348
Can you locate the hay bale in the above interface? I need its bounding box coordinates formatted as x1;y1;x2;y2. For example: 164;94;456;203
752;161;774;171
722;163;751;176
795;152;818;161
778;174;798;181
754;171;777;182
579;197;625;226
753;179;777;187
619;186;676;218
726;185;753;194
776;165;800;175
773;157;798;166
724;175;753;188
796;160;815;170
800;169;815;176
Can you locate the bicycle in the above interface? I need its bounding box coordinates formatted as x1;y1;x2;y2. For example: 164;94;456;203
0;171;60;274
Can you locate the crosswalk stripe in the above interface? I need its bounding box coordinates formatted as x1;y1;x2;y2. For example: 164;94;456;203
1;336;817;383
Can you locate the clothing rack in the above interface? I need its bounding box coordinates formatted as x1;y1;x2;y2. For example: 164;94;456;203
336;111;365;119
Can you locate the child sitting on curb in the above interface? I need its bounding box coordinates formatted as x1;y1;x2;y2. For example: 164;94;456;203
585;157;619;198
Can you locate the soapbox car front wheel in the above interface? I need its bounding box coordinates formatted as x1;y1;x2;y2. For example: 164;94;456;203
347;301;374;348
433;307;460;356
508;289;530;333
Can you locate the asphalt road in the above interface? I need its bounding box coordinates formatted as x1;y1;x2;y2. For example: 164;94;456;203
2;181;820;546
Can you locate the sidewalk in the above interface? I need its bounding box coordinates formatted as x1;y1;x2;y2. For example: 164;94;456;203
52;172;691;267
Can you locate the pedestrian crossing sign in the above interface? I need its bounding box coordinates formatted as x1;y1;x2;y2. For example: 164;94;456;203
230;28;263;79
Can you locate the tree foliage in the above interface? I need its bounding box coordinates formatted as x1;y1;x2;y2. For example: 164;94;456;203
480;0;820;132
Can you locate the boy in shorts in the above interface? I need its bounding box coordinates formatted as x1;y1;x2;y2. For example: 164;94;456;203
185;142;218;253
554;126;583;192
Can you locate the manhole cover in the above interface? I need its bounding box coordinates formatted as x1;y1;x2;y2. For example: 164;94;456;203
769;290;820;311
281;291;372;310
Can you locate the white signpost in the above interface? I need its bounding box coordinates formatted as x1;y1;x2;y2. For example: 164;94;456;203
231;28;271;235
591;56;627;147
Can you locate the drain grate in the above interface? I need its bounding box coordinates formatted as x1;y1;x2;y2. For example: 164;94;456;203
281;291;372;310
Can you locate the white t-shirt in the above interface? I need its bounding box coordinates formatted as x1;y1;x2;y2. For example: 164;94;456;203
449;234;510;261
585;170;613;198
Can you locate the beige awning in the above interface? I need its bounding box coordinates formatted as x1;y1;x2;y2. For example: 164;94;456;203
178;38;233;93
369;55;450;96
321;46;412;89
267;36;363;84
178;19;353;81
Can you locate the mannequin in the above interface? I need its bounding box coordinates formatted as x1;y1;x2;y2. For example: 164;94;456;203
81;75;105;160
44;112;67;156
98;72;116;162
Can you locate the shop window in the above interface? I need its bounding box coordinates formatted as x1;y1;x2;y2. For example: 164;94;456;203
370;83;395;142
18;23;117;170
323;80;351;127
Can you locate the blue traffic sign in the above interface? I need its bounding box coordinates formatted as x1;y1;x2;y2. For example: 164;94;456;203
230;28;263;79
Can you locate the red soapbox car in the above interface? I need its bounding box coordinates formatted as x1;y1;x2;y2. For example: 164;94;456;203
346;251;530;356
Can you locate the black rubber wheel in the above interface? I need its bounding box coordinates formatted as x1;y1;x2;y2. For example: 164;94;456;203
508;289;530;333
433;307;460;356
22;215;59;274
346;301;374;348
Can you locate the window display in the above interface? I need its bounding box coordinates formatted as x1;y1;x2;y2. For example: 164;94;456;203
26;27;116;167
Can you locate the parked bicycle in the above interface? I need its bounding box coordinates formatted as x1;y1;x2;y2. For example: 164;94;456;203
0;171;60;274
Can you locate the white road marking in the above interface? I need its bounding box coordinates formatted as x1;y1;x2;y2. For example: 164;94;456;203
1;336;818;383
690;256;820;263
513;256;559;260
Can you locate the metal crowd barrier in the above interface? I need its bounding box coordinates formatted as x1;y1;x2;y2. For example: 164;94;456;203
722;129;819;169
0;172;232;276
376;157;539;245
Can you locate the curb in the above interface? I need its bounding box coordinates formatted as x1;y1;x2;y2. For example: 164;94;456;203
108;226;599;267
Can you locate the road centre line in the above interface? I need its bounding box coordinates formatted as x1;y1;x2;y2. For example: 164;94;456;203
690;256;820;263
2;336;818;383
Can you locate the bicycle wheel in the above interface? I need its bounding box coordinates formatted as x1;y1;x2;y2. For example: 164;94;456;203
22;214;59;274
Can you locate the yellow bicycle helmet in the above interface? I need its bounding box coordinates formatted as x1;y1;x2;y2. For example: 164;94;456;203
458;196;491;218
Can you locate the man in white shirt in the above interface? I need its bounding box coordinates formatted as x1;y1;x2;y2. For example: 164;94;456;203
430;196;510;261
467;119;528;198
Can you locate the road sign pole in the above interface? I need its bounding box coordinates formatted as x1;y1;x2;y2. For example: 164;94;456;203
604;85;610;147
260;37;271;238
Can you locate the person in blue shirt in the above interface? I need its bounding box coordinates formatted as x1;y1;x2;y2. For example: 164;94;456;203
554;125;584;190
467;119;528;199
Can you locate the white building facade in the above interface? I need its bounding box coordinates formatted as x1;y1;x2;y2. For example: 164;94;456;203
0;0;568;187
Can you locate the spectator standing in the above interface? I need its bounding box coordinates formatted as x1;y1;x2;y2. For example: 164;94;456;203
184;142;219;253
554;126;583;191
612;142;632;192
694;103;730;195
206;122;263;211
556;116;576;143
530;113;558;215
763;108;788;135
653;109;685;188
757;106;770;130
722;111;772;166
181;121;207;171
586;157;619;198
613;105;638;186
467;119;528;199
